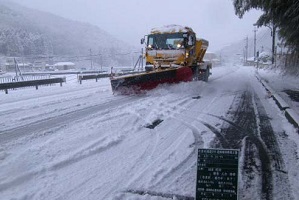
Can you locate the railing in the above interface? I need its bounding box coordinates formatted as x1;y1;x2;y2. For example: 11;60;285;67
22;70;105;76
0;75;51;83
77;71;142;84
78;74;110;84
0;77;66;94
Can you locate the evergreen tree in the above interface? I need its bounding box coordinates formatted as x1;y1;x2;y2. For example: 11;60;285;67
233;0;299;73
233;0;299;51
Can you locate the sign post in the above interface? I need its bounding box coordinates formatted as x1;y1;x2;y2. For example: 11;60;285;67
196;149;239;200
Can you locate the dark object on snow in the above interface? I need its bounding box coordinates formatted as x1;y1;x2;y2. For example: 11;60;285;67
192;96;201;99
283;89;299;102
145;119;164;129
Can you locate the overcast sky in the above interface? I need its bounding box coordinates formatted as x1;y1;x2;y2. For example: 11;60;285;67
12;0;263;52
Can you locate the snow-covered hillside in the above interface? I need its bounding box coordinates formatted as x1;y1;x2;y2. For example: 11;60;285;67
0;0;137;67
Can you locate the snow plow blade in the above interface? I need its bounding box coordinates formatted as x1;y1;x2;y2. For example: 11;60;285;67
110;66;193;94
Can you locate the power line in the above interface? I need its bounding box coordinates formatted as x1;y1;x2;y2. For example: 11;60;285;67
256;29;271;44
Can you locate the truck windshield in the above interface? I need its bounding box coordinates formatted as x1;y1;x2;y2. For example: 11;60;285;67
147;33;185;50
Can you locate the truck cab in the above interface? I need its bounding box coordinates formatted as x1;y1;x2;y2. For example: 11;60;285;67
142;25;209;75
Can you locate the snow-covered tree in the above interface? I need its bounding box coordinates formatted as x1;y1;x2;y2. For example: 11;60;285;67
233;0;299;50
233;0;299;73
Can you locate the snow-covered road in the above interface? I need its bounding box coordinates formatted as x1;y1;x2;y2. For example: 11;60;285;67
0;65;299;200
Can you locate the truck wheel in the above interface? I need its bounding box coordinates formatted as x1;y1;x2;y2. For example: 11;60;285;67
203;68;209;82
198;72;204;81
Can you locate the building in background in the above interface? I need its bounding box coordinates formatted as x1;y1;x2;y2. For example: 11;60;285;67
204;52;221;66
53;62;75;70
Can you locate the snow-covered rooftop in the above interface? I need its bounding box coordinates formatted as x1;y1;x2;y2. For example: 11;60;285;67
54;62;75;66
150;24;194;34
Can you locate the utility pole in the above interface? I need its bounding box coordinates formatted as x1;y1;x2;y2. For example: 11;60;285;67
100;54;103;72
98;48;102;72
265;21;276;65
243;48;245;65
89;49;93;69
245;36;248;62
272;26;276;65
253;27;257;61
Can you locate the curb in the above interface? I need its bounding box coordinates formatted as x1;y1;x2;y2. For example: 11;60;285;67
256;74;299;130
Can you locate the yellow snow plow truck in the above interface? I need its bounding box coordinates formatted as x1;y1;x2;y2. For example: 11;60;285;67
110;25;211;93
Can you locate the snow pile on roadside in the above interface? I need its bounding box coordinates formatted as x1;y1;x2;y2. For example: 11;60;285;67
257;67;299;93
257;67;299;125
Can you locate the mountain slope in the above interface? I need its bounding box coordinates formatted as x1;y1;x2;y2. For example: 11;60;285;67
0;0;136;67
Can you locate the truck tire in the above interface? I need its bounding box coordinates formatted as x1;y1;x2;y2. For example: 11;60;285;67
198;72;204;81
203;68;209;82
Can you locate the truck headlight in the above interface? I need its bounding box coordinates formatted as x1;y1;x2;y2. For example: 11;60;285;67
185;52;189;58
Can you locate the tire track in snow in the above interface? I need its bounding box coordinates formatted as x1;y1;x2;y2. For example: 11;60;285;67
0;86;104;123
144;87;248;191
91;117;161;199
126;94;219;189
0;96;149;195
50;135;125;170
50;126;137;199
122;93;223;195
199;121;231;148
0;96;136;144
253;94;286;172
120;96;197;192
140;93;226;189
150;108;229;188
252;93;293;199
208;66;240;82
206;89;293;200
59;97;166;199
213;90;274;199
0;91;114;132
10;94;168;199
0;133;126;193
122;97;191;180
147;91;241;188
147;134;194;188
124;189;195;200
124;131;194;191
152;118;204;189
99;132;160;200
0;81;106;105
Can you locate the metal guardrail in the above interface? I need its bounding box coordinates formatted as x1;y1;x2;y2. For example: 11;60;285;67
78;71;142;84
0;77;66;94
0;75;51;84
78;74;110;84
22;70;106;76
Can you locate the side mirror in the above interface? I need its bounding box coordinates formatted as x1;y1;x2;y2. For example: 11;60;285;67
141;38;145;44
188;35;194;46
